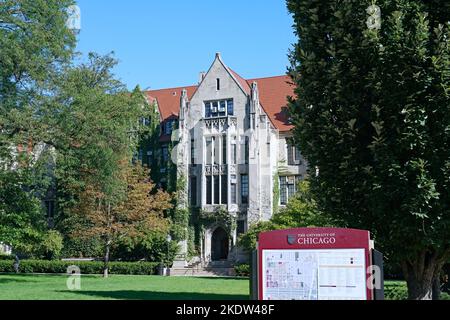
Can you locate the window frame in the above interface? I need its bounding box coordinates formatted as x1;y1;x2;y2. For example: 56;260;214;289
204;99;234;118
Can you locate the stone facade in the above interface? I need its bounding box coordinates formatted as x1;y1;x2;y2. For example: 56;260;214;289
145;54;307;265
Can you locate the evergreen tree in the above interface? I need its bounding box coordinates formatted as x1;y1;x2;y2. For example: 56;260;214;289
287;0;450;299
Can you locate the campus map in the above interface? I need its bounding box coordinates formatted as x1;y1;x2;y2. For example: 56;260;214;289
262;249;367;300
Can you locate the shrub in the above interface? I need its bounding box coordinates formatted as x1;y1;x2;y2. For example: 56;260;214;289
0;260;159;275
384;281;450;300
0;254;14;261
234;264;250;277
384;281;408;300
60;237;104;258
112;233;179;266
37;230;64;260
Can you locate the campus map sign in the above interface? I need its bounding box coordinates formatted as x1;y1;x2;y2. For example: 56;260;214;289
257;228;373;300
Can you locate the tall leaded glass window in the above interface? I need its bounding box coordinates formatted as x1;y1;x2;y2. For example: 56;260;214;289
206;176;212;205
245;136;249;164
221;175;228;205
191;139;195;165
219;100;226;117
227;100;234;116
206;137;212;165
280;177;288;205
190;177;197;206
205;102;211;118
231;183;237;204
241;175;249;204
231;138;237;165
288;181;296;200
214;176;220;204
214;137;220;165
222;135;227;165
279;176;302;205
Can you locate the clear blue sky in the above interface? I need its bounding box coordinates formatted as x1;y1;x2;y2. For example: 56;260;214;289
75;0;296;90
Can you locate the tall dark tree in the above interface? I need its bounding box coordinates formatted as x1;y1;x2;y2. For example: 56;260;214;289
287;0;450;300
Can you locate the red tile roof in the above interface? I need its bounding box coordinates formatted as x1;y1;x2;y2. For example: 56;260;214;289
145;86;197;122
145;73;295;132
229;68;251;95
247;75;295;132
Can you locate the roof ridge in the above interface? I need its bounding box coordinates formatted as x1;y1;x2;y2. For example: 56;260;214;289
246;74;290;81
145;84;198;93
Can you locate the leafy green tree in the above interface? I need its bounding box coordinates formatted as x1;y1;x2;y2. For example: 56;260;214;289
287;0;450;299
40;53;159;270
0;0;76;159
0;0;75;253
239;180;334;252
0;168;46;255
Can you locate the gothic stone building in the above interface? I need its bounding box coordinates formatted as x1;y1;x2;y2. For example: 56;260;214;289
145;54;306;265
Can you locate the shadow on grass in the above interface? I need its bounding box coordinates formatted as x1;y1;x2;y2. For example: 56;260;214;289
0;277;39;284
57;290;249;300
192;276;249;281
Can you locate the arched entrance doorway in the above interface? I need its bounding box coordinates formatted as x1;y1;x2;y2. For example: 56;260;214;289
211;227;229;261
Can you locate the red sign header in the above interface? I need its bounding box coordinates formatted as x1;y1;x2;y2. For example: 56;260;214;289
258;227;370;250
257;228;373;300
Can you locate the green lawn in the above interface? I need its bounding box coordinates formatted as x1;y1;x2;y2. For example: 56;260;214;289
1;275;447;300
0;274;250;300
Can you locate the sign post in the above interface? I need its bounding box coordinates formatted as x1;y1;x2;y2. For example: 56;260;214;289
256;228;381;300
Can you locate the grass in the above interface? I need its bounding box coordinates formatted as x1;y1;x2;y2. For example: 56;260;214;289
0;274;250;300
1;275;448;300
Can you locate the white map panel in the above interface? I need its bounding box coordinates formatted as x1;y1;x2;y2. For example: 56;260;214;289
262;249;367;300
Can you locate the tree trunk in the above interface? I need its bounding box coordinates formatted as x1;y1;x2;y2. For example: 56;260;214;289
103;201;112;279
103;240;110;278
432;275;441;300
402;251;444;300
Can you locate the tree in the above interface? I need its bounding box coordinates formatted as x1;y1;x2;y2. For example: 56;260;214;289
239;180;335;252
0;0;76;159
0;167;46;255
72;164;172;277
287;0;450;299
42;52;149;247
0;0;76;252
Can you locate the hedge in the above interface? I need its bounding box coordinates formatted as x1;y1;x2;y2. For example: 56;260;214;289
234;264;250;277
0;260;159;275
384;281;450;300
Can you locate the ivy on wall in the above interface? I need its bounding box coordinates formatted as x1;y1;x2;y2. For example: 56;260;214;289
273;172;280;215
199;207;237;237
